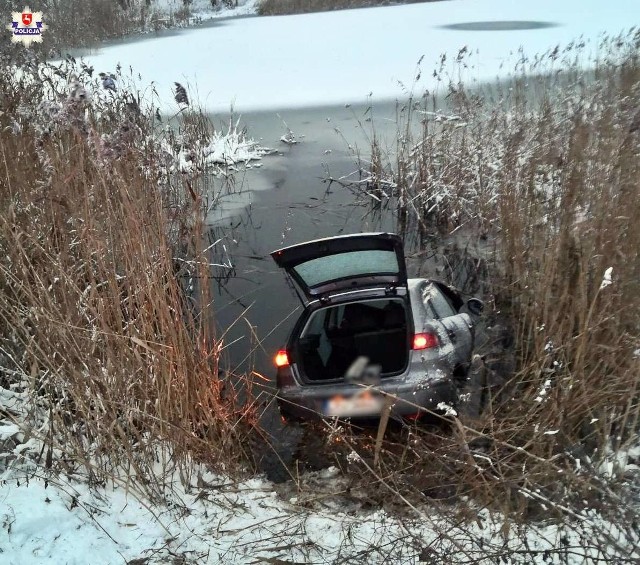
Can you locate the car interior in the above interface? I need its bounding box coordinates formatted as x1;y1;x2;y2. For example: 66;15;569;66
296;298;409;382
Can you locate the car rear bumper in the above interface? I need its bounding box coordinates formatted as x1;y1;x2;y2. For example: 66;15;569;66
277;377;457;421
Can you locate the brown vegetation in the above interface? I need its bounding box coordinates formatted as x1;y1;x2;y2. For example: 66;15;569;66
0;54;256;494
318;30;640;555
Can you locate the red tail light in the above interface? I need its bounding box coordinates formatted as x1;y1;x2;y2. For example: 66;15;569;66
274;350;290;367
412;332;438;350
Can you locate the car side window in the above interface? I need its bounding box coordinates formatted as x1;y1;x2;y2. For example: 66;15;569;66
422;298;438;319
422;283;456;319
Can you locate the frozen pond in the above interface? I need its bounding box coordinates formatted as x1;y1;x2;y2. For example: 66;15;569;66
75;0;637;113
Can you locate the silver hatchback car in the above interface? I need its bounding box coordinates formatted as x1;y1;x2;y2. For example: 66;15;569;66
271;232;483;421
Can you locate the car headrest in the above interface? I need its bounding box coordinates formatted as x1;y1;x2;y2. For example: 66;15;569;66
341;303;379;332
382;302;404;328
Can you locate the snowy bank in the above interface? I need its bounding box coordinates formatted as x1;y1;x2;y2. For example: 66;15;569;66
3;468;639;564
3;378;638;564
2;381;638;565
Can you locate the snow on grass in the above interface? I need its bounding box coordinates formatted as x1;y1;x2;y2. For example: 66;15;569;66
0;382;53;478
599;266;613;290
202;126;270;165
534;378;552;403
11;60;271;176
1;379;639;563
2;465;639;564
77;0;638;113
160;121;273;174
436;401;457;417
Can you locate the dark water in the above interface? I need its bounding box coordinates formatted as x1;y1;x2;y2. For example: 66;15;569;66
204;101;501;480
207;102;402;384
205;102;405;476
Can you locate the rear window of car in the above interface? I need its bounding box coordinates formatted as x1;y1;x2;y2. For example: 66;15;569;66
293;249;400;288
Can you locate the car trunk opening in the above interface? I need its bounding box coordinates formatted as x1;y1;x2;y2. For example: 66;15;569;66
295;297;409;383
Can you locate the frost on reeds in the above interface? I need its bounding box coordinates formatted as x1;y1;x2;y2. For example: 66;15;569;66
0;51;259;494
328;30;640;556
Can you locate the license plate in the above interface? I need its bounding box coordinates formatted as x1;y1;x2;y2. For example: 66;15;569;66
324;391;383;417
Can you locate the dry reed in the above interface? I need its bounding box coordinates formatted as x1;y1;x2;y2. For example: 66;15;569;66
0;53;257;495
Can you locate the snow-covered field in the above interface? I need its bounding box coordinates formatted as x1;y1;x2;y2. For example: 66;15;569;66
77;0;638;112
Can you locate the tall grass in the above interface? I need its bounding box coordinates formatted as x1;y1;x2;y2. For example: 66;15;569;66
333;30;640;542
0;53;256;493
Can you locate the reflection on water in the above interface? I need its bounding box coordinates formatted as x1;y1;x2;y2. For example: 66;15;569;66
441;21;560;32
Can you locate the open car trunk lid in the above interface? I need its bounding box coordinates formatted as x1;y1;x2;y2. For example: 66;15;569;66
271;233;407;304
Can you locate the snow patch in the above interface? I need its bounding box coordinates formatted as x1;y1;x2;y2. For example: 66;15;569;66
2;467;638;564
0;422;20;441
436;402;457;417
160;123;273;174
599;266;613;290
